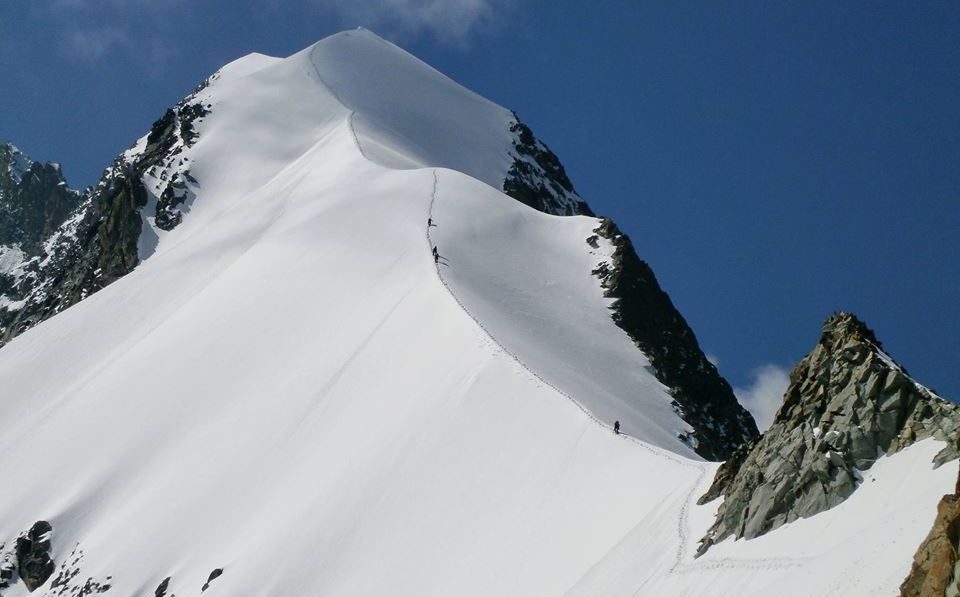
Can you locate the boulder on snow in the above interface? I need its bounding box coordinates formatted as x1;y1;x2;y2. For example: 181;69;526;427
201;568;223;592
15;521;54;592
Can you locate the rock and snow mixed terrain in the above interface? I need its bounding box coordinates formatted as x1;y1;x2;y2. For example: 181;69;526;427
0;29;955;596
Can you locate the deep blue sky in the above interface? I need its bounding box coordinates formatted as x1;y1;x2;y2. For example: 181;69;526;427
2;2;958;411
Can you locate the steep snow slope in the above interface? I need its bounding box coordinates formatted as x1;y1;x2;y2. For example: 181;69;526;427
0;29;953;596
430;171;691;455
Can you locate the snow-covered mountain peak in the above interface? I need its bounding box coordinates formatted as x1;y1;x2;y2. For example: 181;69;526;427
3;31;948;597
214;51;281;82
189;28;515;192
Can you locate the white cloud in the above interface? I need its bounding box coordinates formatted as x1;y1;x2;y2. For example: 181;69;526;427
33;0;182;67
734;364;790;432
61;26;130;64
705;353;720;366
311;0;510;44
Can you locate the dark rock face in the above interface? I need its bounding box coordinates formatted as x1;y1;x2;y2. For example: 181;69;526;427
0;143;86;339
503;115;594;217
0;86;209;346
0;144;82;254
200;568;223;592
140;101;207;232
698;312;960;554
154;576;171;597
590;218;759;460
15;521;54;592
0;160;146;344
899;478;960;597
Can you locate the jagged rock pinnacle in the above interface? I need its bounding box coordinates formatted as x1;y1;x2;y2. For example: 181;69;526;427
821;311;881;348
697;312;960;554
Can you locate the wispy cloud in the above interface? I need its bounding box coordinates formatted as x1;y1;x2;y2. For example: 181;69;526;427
311;0;511;44
61;26;130;65
36;0;183;66
734;364;790;432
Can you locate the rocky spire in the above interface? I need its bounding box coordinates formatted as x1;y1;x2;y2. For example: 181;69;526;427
697;312;960;553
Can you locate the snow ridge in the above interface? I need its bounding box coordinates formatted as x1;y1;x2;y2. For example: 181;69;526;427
426;168;691;467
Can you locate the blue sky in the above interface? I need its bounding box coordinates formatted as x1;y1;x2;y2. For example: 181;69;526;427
2;1;958;420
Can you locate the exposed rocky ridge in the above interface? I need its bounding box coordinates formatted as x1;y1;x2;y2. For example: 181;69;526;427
9;520;55;593
697;312;960;553
900;475;960;597
502;119;759;461
153;576;171;597
588;218;759;460
503;114;594;217
0;144;83;254
0;85;209;346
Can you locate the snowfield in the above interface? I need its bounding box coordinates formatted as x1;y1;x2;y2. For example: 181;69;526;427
0;29;951;596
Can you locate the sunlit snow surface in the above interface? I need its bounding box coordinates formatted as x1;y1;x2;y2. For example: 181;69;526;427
0;29;951;596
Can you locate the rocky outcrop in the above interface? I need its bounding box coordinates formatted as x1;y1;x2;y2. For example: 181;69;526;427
200;568;222;592
0;144;82;254
154;576;171;597
140;100;208;232
590;218;759;460
0;86;209;346
503;115;593;217
15;521;54;592
698;312;960;554
0;159;145;344
900;476;960;597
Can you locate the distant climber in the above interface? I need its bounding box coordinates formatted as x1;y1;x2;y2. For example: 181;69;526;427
432;246;439;264
614;421;620;435
428;217;435;227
